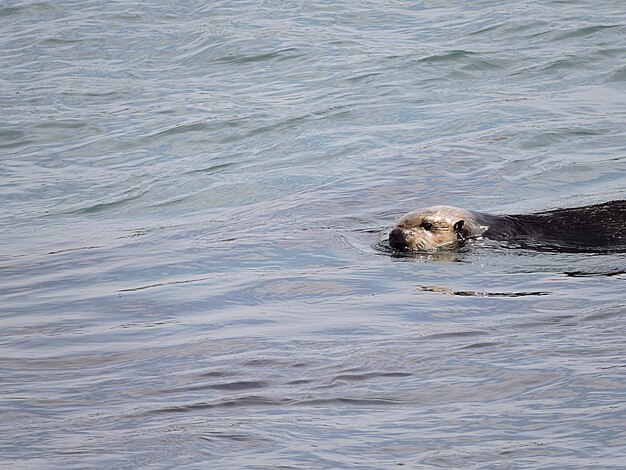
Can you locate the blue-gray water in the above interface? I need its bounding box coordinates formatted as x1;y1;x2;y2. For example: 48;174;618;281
2;1;626;468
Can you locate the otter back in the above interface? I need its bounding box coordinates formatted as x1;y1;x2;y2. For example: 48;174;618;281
483;200;626;251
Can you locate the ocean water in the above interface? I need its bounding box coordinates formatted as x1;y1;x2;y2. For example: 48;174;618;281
1;1;625;468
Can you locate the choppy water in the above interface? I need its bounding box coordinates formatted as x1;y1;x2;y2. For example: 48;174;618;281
2;1;626;468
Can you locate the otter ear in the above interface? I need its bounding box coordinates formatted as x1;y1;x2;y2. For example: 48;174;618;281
453;220;467;240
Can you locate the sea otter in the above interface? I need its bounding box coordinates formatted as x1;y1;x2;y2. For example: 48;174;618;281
388;200;626;252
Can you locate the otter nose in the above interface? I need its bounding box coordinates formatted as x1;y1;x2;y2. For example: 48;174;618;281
389;227;411;249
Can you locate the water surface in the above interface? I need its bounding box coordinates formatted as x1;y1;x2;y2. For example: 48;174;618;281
1;1;625;468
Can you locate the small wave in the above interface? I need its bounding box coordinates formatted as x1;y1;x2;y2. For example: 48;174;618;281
606;65;626;83
331;371;412;382
72;196;145;215
209;380;268;391
149;395;289;414
459;341;502;350
297;397;407;406
418;49;477;64
418;330;489;341
216;47;305;65
553;24;621;41
0;128;30;150
182;162;237;176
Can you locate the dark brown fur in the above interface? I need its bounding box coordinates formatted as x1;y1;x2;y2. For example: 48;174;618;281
482;200;626;250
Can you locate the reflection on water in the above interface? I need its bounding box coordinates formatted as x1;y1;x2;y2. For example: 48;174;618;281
1;0;626;468
419;285;550;297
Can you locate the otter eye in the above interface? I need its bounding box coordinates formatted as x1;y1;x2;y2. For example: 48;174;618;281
421;222;433;231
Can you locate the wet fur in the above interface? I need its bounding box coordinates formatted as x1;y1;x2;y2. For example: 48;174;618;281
484;200;626;250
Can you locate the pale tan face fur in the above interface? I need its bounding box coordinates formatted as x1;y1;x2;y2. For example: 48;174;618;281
389;206;484;251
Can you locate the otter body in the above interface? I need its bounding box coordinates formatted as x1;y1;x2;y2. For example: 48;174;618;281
389;200;626;252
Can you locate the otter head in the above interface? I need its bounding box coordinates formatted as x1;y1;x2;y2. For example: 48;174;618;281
389;206;486;251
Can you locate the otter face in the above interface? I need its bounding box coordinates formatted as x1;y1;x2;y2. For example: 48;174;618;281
389;206;480;251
